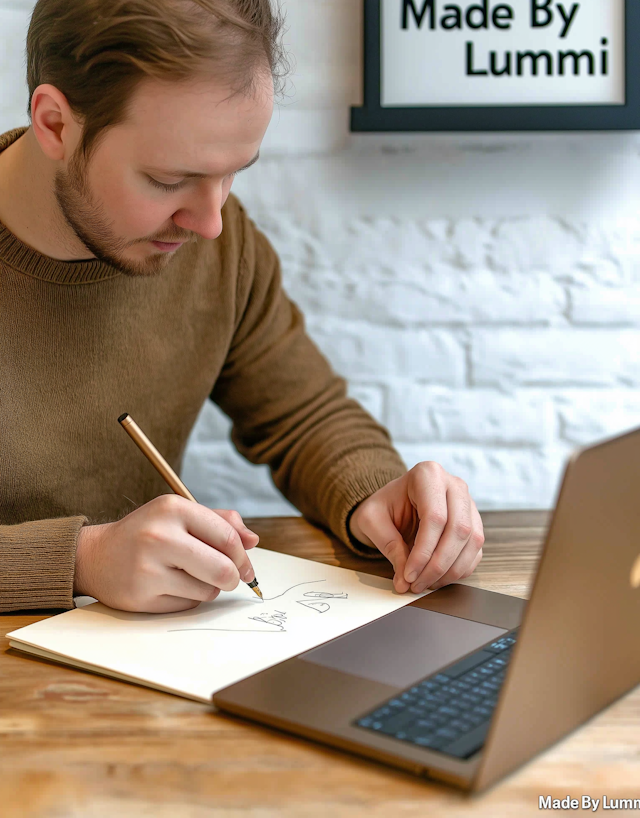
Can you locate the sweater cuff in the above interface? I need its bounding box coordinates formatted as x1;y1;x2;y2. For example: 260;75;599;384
320;448;407;560
0;515;89;612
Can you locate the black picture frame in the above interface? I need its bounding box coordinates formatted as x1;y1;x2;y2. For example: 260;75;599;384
351;0;640;131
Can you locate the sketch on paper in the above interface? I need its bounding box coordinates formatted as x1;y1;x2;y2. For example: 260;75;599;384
167;579;349;634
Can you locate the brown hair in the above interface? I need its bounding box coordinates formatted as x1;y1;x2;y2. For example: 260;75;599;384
26;0;288;159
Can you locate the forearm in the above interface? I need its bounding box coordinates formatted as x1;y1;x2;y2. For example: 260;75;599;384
221;362;407;550
210;201;406;550
0;515;87;612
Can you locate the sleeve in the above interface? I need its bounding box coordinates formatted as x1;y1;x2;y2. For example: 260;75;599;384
0;515;88;612
210;202;407;556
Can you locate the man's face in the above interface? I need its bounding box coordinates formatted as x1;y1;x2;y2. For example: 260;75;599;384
54;73;273;276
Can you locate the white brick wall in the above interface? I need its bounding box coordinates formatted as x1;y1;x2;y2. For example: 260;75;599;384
3;0;640;516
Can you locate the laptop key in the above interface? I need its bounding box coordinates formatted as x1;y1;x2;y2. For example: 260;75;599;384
442;650;495;679
354;630;518;756
414;735;449;750
465;670;484;683
437;706;460;718
449;718;474;731
442;720;493;759
419;680;441;691
435;727;460;741
378;711;416;734
434;673;451;682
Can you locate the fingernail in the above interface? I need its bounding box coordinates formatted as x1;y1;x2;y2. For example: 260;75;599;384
413;582;427;594
241;565;254;582
406;570;418;583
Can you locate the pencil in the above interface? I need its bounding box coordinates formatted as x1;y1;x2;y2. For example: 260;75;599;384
117;412;262;600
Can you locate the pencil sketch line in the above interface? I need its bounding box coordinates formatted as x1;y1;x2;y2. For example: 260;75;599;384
302;591;348;599
249;610;287;631
255;579;326;602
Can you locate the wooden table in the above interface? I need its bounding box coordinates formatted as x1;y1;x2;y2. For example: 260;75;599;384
1;511;638;817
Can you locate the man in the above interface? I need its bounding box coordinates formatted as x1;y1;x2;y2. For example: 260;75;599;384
0;0;484;614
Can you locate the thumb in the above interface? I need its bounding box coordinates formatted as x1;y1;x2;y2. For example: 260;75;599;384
356;506;411;593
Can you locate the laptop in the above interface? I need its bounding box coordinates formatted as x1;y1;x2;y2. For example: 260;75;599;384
213;427;640;792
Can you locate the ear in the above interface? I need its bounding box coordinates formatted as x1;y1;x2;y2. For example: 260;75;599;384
30;83;82;162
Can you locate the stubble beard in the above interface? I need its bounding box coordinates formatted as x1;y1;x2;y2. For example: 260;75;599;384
53;149;193;277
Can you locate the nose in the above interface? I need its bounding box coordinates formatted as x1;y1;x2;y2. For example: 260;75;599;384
172;182;224;240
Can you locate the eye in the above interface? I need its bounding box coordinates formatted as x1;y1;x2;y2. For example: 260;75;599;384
148;176;186;192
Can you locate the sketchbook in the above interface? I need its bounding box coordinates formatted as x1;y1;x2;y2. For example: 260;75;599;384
8;547;427;703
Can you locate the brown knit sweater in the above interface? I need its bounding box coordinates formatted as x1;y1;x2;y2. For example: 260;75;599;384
0;127;407;613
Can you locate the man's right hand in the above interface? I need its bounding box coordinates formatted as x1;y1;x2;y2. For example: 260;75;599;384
73;494;260;613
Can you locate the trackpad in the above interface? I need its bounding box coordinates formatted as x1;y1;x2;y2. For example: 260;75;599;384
301;607;507;689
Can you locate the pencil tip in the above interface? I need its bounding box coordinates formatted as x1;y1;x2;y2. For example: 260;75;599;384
253;586;263;600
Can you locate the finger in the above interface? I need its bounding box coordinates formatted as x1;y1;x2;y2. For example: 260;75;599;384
431;505;485;590
354;502;411;593
430;543;482;591
410;478;474;592
403;464;449;584
183;503;256;582
168;535;243;592
211;509;260;550
164;567;221;603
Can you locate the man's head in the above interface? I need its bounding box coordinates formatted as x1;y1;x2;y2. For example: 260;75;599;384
25;0;287;275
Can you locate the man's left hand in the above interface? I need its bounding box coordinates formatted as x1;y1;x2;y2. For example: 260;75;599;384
348;462;484;594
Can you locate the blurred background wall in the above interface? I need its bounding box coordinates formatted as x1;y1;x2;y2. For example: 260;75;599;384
3;0;640;514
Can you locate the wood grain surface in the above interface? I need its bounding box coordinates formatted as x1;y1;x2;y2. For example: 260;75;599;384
1;511;638;818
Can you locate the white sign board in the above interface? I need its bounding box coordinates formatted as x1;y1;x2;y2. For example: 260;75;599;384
381;0;625;107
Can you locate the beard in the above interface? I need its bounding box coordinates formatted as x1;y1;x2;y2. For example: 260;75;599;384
53;149;196;277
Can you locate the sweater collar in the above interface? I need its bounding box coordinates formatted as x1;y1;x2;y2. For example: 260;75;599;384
0;127;121;284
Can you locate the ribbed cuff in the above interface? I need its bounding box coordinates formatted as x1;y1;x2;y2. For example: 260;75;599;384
0;515;89;612
319;447;407;559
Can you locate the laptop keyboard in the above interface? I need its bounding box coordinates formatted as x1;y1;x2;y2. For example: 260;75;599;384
354;629;519;759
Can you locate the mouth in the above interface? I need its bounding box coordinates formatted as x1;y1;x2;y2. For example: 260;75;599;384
151;240;185;253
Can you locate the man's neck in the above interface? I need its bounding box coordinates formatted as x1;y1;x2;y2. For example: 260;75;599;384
0;127;94;261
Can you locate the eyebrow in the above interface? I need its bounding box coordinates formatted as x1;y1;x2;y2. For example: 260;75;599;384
145;150;261;180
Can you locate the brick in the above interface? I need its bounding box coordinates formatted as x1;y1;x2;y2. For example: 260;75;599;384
287;269;565;326
387;386;553;446
305;317;466;385
554;390;640;445
490;217;583;273
471;329;640;388
187;400;232;444
396;444;569;510
0;8;31;133
181;441;299;516
449;220;495;269
346;382;386;425
319;219;455;275
570;285;640;325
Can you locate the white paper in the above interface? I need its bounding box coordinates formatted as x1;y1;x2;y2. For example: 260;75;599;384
9;548;426;703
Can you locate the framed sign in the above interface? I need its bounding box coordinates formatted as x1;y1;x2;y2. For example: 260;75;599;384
351;0;640;130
